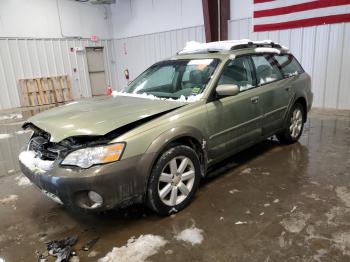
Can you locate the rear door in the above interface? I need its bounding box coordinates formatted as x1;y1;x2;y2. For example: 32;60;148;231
205;56;263;162
251;54;292;137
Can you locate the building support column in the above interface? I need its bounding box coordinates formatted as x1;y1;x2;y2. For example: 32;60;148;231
202;0;230;42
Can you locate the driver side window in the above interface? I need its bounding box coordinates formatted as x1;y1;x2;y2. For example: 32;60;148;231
218;56;255;92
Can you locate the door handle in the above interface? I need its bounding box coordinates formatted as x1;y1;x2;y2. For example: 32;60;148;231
251;96;259;104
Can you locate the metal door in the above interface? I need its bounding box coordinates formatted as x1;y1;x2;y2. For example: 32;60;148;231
86;47;107;96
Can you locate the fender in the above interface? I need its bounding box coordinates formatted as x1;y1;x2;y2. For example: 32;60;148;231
135;125;208;194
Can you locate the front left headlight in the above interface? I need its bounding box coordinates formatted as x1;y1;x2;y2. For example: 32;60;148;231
61;143;125;168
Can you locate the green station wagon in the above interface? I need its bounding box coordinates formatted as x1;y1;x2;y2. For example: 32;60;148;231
19;40;313;215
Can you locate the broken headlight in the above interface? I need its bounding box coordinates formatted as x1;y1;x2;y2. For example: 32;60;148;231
61;143;125;168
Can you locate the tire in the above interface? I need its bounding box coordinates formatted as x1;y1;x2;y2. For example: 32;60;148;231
146;145;201;216
276;103;305;144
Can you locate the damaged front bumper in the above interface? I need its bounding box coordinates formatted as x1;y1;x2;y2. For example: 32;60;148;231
19;153;154;211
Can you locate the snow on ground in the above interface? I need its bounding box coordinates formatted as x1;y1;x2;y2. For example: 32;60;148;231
98;235;167;262
235;221;248;225
15;130;32;135
0;134;12;139
112;91;202;103
19;151;54;173
15;175;31;187
0;195;18;204
240;168;252;175
0;113;23;121
175;226;204;246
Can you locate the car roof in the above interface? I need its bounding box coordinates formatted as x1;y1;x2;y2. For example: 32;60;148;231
171;39;290;60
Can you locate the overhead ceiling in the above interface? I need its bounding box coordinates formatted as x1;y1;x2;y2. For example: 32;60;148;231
74;0;116;4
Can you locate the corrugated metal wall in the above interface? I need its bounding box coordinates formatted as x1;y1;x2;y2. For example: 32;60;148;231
112;25;205;90
229;18;350;110
0;38;116;110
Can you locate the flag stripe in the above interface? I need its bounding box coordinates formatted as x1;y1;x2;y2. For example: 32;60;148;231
254;13;350;31
254;0;350;18
254;0;275;3
255;0;314;11
254;4;350;25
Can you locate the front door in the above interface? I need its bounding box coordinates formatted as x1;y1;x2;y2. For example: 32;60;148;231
205;56;263;163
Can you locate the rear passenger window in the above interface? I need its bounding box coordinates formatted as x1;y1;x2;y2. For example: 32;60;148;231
274;54;304;77
218;56;255;92
251;54;283;85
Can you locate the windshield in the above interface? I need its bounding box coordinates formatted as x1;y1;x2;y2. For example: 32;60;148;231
123;59;220;101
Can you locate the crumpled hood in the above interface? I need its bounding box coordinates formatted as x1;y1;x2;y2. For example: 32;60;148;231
25;96;185;142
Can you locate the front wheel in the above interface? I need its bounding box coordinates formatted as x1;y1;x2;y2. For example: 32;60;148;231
276;103;305;144
146;145;201;216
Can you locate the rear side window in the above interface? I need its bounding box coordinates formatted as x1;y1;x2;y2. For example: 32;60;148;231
274;54;304;77
218;56;255;92
251;54;283;85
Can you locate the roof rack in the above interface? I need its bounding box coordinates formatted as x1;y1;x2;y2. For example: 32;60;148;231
178;40;286;54
230;41;282;50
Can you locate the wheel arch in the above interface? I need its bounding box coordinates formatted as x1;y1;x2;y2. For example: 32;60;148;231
294;96;307;122
145;126;208;180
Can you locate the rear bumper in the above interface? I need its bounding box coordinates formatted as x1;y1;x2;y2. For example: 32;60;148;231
19;153;156;211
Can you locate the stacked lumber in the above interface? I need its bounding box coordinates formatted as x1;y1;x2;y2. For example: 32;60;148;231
18;75;72;107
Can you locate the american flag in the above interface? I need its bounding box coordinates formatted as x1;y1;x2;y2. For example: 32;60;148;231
253;0;350;32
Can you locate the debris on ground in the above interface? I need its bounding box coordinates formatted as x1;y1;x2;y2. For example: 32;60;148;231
273;199;280;203
0;194;18;204
291;206;297;213
98;234;167;262
235;221;248;225
175;226;204;246
7;169;15;174
240;168;252;175
88;250;98;257
82;237;99;251
44;235;78;262
229;189;240;194
15;175;31;187
164;249;173;255
264;203;270;207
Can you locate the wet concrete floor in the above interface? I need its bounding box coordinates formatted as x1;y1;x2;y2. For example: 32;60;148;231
0;106;350;261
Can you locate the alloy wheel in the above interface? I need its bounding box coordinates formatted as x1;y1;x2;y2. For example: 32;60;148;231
157;156;195;206
290;108;303;139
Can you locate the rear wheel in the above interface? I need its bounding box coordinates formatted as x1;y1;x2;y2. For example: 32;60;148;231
276;103;305;144
146;145;201;216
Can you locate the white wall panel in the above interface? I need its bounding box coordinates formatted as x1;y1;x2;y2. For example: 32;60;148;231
112;25;205;90
0;0;111;39
229;18;350;109
110;0;203;39
0;38;115;110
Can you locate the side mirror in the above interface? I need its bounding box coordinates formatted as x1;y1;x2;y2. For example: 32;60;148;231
216;84;239;97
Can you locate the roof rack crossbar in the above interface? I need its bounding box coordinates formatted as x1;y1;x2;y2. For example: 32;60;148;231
230;42;282;50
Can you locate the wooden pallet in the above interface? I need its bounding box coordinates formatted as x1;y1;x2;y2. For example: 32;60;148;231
18;76;72;107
